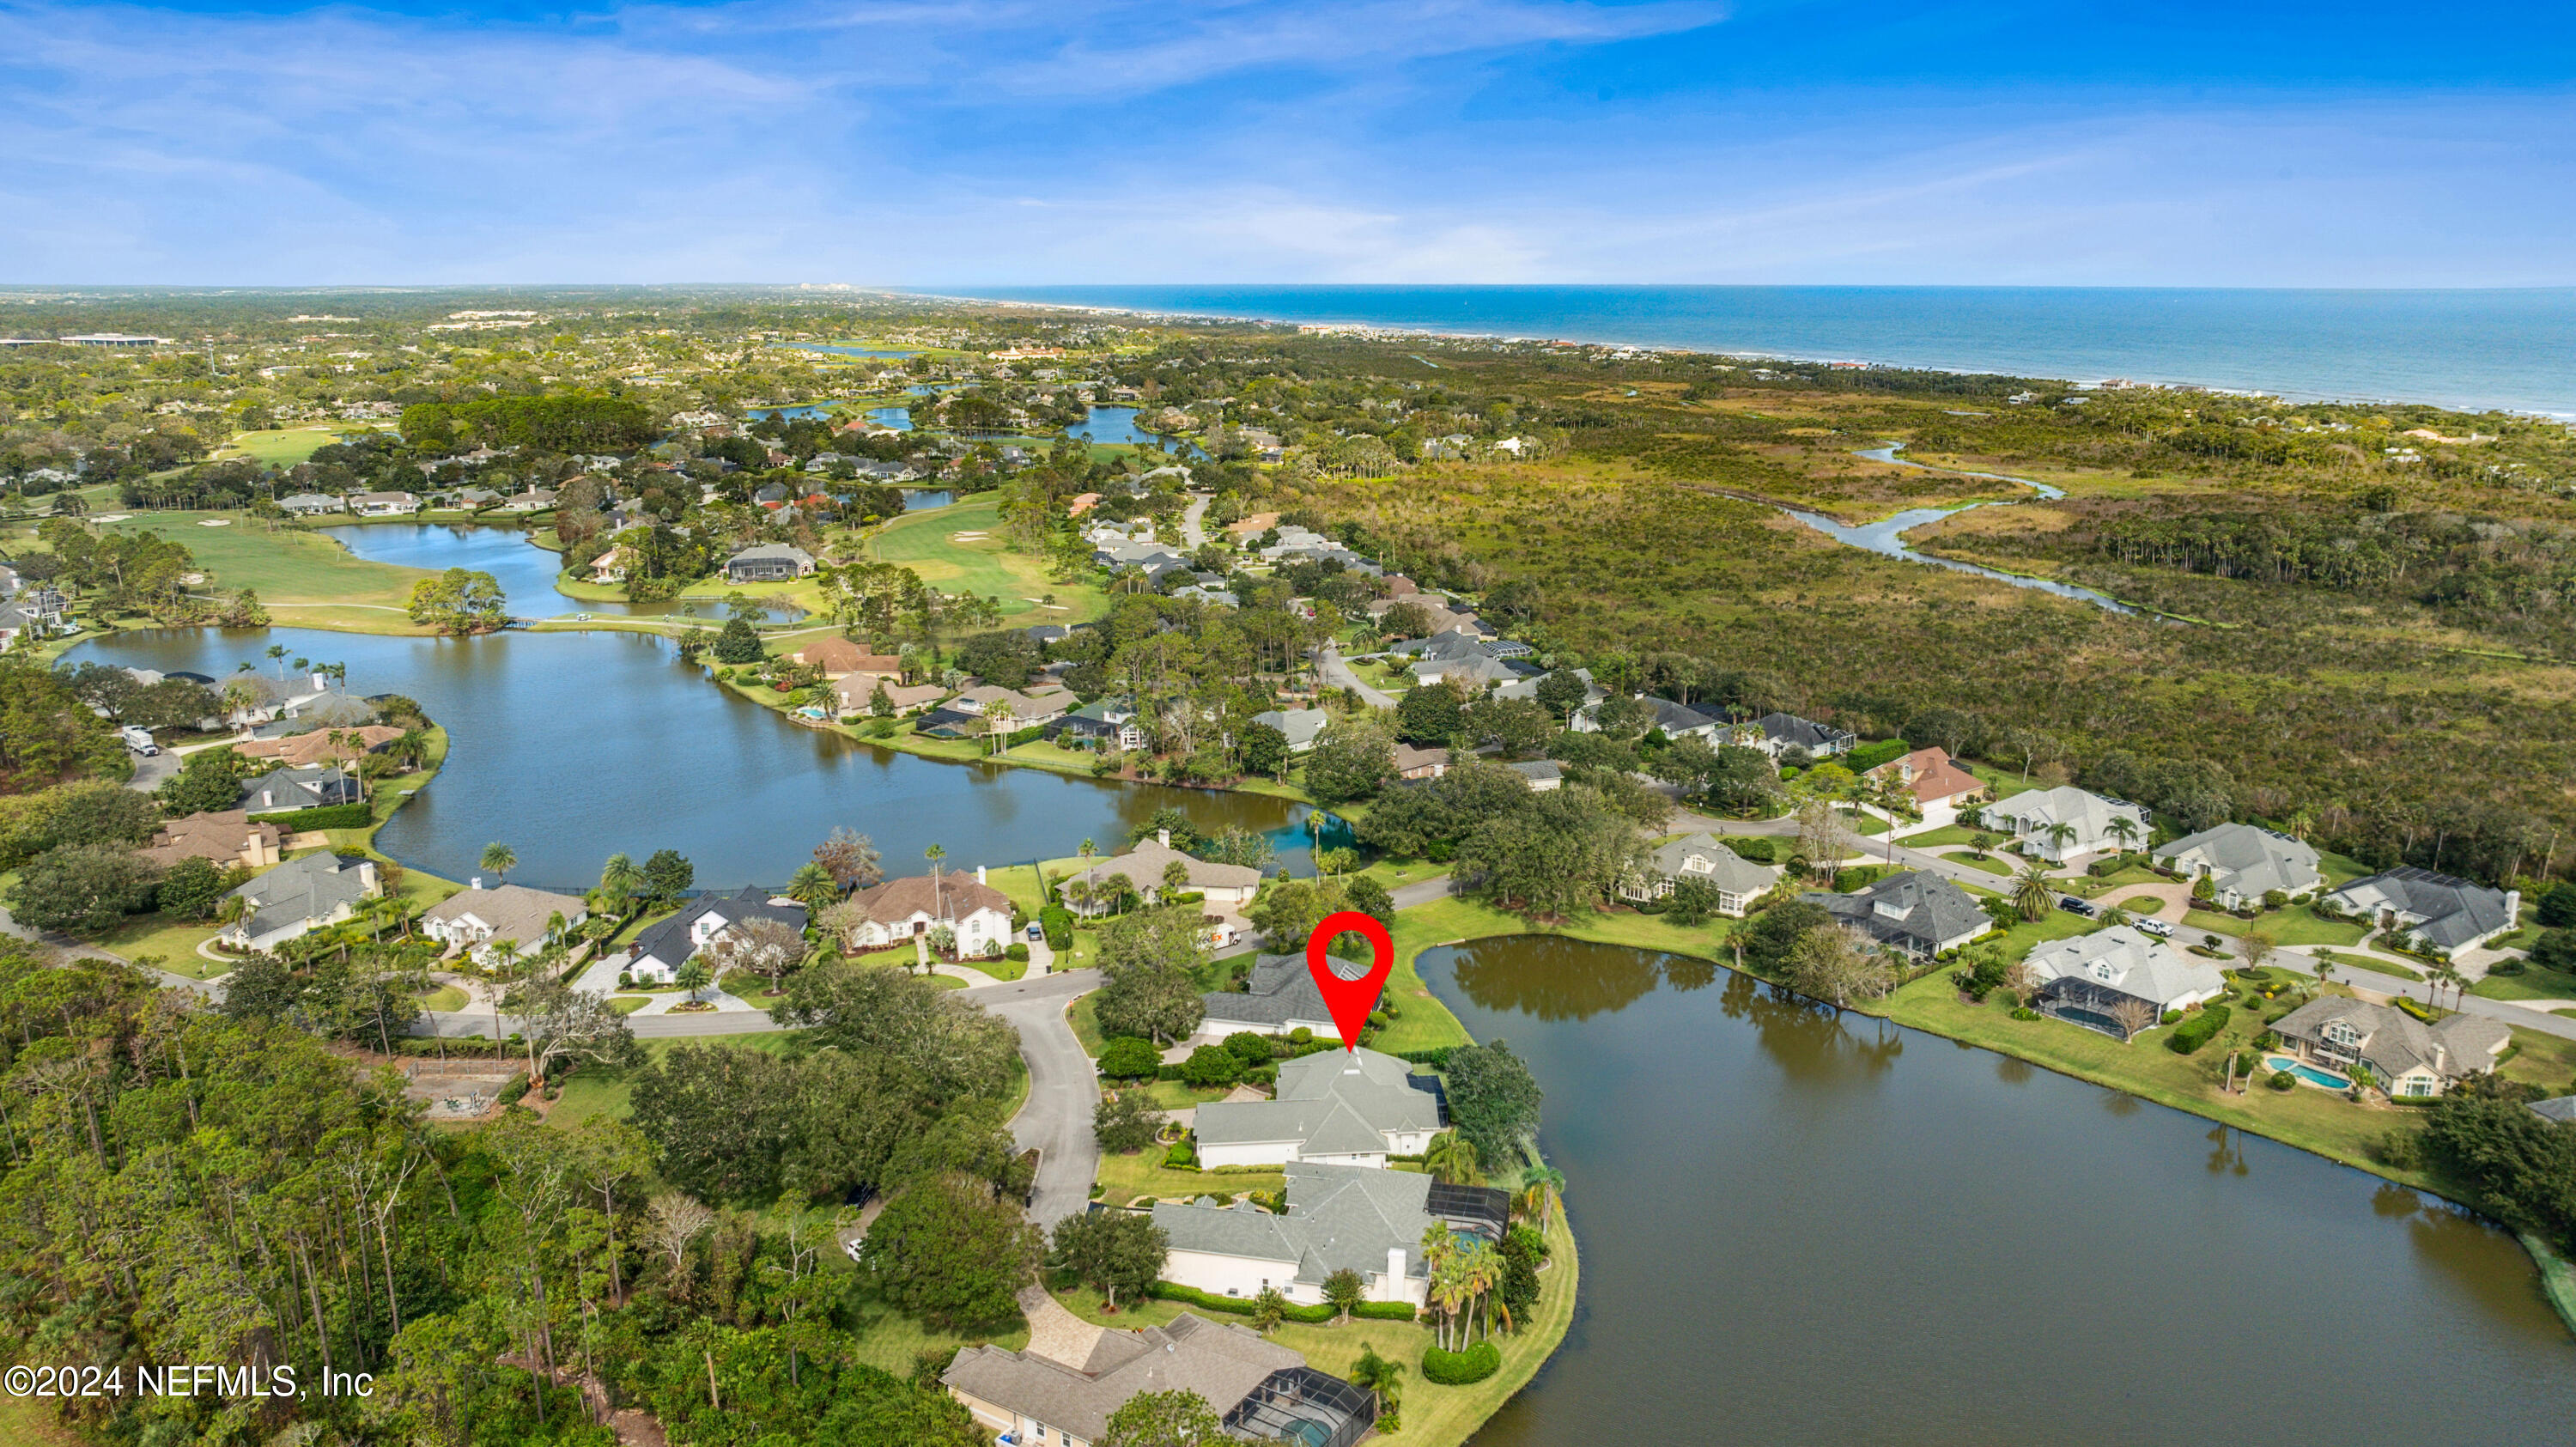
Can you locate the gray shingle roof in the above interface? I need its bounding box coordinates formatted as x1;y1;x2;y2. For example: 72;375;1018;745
1755;712;1854;751
942;1313;1299;1444
2022;925;2226;1011
229;852;374;940
630;886;810;972
2153;823;2322;901
2327;868;2517;951
1191;1046;1441;1150
2269;996;2511;1083
1155;1160;1438;1287
1805;870;1987;954
1641;832;1777;896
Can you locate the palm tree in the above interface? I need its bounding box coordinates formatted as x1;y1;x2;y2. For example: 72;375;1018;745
2044;821;2079;861
985;701;1018;757
925;842;946;918
787;862;838;911
2105;815;2140;856
1425;1131;1480;1185
1078;838;1097;861
599;853;643;917
266;643;288;678
2099;905;2133;929
2012;863;2055;922
480;842;517;885
1350;1345;1405;1424
1516;1165;1566;1231
674;958;714;1005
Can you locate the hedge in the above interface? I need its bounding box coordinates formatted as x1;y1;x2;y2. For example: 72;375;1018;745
1351;1301;1418;1321
1844;739;1911;772
2165;1003;2232;1055
1721;836;1777;864
264;802;373;832
1149;1282;1335;1324
1420;1341;1501;1385
1396;1046;1457;1069
495;1072;532;1107
1039;904;1074;951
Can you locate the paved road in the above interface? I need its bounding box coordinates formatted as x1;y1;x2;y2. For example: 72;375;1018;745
1317;645;1396;709
970;969;1104;1227
1180;493;1210;550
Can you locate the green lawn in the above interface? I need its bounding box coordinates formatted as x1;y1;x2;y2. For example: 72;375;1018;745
213;424;386;466
89;909;228;978
85;510;434;632
1949;851;2014;877
2470;962;2576;1003
419;984;470;1012
2182;906;2368;947
869;496;1107;622
2312;948;2421;982
544;1031;805;1131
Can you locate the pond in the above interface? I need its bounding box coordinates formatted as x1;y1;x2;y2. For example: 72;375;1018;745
1774;446;2136;614
66;627;1330;892
1068;405;1206;458
1415;937;2576;1445
318;525;805;625
779;344;919;359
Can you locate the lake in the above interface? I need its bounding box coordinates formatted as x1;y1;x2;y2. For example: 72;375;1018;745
66;626;1327;892
317;524;806;624
1416;938;2576;1444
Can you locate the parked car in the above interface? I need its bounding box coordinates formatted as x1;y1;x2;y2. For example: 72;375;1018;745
1025;921;1045;941
2134;917;2175;939
119;726;160;756
2057;896;2098;917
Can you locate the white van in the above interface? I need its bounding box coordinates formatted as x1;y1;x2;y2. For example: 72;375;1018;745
119;726;160;756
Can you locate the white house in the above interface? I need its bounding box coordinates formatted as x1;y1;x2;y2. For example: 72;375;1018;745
221;852;381;952
829;870;1014;958
2023;926;2226;1036
349;490;421;516
2325;868;2519;960
421;884;588;968
1619;832;1777;916
1063;833;1261;917
624;886;811;983
2153;823;2323;910
1150;1162;1495;1310
1191;1047;1443;1169
1980;786;2148;862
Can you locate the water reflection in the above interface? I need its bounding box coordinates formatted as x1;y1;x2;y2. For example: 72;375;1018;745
1446;935;1667;1020
1995;1055;2033;1086
2206;1125;2251;1177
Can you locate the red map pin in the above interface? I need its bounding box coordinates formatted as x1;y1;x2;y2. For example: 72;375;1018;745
1305;910;1395;1051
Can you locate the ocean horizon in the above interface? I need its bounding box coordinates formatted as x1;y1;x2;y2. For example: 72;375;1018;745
925;285;2576;418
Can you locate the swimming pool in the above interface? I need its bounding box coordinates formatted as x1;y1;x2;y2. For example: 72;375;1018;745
2266;1055;2351;1090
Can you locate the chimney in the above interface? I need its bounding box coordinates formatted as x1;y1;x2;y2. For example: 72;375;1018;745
1387;1247;1406;1289
976;864;987;885
1157;828;1171;848
470;876;482;890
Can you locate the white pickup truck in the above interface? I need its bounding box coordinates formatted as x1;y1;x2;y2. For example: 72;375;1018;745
119;726;160;756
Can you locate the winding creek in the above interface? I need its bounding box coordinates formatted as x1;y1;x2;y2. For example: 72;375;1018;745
1776;445;2137;614
1419;939;2576;1444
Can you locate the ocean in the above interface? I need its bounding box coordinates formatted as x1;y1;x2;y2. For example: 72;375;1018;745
930;285;2576;418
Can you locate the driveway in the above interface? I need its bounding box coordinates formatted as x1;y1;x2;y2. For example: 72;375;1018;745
1316;646;1396;709
1180;493;1210;550
964;969;1104;1229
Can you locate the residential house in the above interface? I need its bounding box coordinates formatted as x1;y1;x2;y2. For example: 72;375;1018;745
2022;926;2226;1036
1202;952;1345;1039
234;723;407;769
723;543;816;582
1747;712;1856;758
1154;1161;1508;1316
2269;996;2511;1097
792;636;904;681
1492;667;1601;714
2530;1097;2576;1124
831;675;945;716
349;490;421;516
829;870;1013;956
1065;834;1261;916
221;852;380;952
238;764;361;817
944;1313;1367;1447
1980;786;2148;863
2325;868;2519;958
453;485;504;509
1576;694;1720;741
1252;708;1329;754
422;885;589;968
1391;745;1450;781
499;487;556;512
1094;539;1190;580
1863;747;1986;831
142;810;282;872
276;493;343;515
1507;759;1563;792
1052;696;1146;751
1805;870;1989;958
1191;1048;1446;1168
625;887;811;983
947;684;1071;728
1619;833;1777;915
2153;824;2324;910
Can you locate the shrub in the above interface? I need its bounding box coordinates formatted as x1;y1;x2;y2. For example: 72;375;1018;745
1005;943;1030;962
1162;1141;1199;1170
495;1072;532;1107
265;802;373;831
2254;1031;2280;1049
2489;958;2527;976
1224;1031;1278;1063
1148;1281;1335;1323
1722;836;1775;864
1182;1045;1241;1089
1351;1301;1419;1321
1039;904;1074;950
2165;1004;2231;1055
1097;1037;1162;1079
2396;996;2435;1024
1420;1341;1501;1385
2011;1007;2041;1021
2266;1069;2298;1091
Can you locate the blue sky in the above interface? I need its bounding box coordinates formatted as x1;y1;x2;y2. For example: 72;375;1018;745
3;0;2571;285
